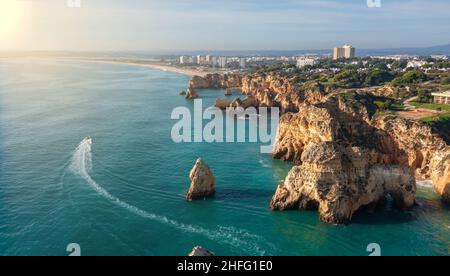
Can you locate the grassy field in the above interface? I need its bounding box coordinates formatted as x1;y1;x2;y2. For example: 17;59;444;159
410;101;450;111
390;103;406;112
421;113;450;143
373;103;406;118
421;113;450;124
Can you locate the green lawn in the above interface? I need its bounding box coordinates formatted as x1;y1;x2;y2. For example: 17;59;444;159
373;104;406;119
421;112;450;125
390;103;406;112
410;101;450;111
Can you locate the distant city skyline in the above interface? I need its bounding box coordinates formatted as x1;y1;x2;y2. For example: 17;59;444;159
1;0;450;51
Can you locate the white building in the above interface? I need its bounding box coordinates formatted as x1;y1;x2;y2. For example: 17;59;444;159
407;60;427;68
205;55;213;65
179;56;189;64
219;57;228;68
211;56;219;67
197;55;210;65
333;44;355;60
431;55;449;61
296;57;317;68
239;58;246;68
432;91;450;105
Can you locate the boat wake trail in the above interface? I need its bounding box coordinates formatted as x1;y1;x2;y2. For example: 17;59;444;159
69;137;274;255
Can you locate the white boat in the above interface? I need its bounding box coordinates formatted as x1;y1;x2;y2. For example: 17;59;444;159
84;136;93;145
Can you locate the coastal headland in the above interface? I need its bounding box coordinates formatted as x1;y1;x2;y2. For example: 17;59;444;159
49;56;449;224
187;70;450;224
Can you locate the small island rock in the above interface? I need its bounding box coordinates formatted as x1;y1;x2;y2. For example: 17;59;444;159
185;87;199;100
188;246;215;256
186;158;215;201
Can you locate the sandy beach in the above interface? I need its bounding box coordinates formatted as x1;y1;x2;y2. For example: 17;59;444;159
77;58;211;77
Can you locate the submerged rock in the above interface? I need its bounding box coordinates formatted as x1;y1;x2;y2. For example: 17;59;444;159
270;142;416;224
188;246;215;256
186;158;215;201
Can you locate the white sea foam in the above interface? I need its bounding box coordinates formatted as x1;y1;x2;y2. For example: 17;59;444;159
417;180;434;189
258;158;271;168
69;138;272;255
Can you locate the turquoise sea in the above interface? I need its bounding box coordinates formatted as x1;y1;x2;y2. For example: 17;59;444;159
0;58;448;256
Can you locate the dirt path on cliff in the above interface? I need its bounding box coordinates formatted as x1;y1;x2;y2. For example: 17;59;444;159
399;96;441;119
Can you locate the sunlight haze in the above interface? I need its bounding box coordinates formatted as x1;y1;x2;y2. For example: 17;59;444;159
1;0;450;51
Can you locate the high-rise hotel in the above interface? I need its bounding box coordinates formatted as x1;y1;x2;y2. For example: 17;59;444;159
333;44;355;60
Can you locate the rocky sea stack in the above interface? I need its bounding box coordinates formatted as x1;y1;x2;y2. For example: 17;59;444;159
185;86;199;100
186;158;215;201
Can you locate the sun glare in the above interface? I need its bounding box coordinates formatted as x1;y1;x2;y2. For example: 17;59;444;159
0;0;22;37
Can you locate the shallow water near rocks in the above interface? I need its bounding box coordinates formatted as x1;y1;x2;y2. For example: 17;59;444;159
0;59;448;256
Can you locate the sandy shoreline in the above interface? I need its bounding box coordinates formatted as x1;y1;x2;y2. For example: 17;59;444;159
74;59;211;77
1;56;214;77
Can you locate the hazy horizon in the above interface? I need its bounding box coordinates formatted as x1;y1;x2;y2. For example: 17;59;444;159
1;0;450;52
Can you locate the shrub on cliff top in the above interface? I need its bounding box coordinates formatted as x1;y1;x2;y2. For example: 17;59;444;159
391;69;428;86
332;70;363;88
441;76;450;86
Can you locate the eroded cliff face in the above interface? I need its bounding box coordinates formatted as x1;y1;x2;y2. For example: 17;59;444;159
272;97;382;163
188;73;326;113
272;99;450;208
272;105;338;162
270;142;416;224
374;117;450;202
365;85;412;99
188;73;449;221
241;74;325;113
189;74;243;89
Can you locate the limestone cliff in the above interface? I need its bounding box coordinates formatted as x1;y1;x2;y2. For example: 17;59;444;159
189;74;242;89
241;73;325;113
272;105;338;162
374;117;450;202
364;85;411;99
188;73;326;113
188;73;450;208
272;96;380;163
272;98;450;207
271;142;416;224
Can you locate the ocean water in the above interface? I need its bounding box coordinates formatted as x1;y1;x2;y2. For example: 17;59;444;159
0;58;448;256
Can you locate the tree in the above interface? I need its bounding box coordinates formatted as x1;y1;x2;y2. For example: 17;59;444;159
374;100;392;111
332;70;362;88
391;69;428;86
391;60;408;70
364;69;395;86
417;88;431;103
441;76;450;85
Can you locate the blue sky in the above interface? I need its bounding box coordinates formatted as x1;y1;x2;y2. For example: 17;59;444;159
2;0;450;51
